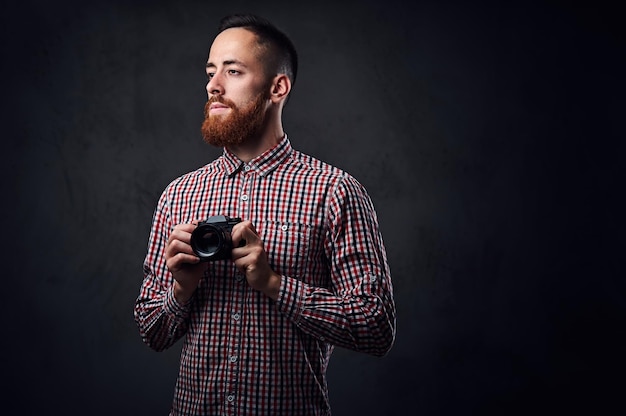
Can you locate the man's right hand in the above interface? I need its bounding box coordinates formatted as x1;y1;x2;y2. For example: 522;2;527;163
165;222;203;304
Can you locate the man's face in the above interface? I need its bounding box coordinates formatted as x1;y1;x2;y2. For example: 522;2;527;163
201;28;271;147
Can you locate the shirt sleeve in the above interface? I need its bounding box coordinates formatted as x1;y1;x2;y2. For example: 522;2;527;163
276;174;397;357
133;188;192;352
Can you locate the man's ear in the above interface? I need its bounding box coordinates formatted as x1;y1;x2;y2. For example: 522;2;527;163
269;74;291;103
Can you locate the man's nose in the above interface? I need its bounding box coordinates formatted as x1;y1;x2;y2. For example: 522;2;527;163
206;74;224;97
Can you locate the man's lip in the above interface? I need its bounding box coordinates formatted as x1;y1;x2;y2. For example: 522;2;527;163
209;103;230;110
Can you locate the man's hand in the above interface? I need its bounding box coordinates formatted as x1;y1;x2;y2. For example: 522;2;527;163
231;220;282;300
165;222;204;304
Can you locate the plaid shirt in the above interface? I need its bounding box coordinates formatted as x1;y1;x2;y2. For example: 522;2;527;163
134;137;396;415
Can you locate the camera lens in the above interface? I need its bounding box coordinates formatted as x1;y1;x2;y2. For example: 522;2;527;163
197;230;220;254
191;224;224;259
190;216;240;261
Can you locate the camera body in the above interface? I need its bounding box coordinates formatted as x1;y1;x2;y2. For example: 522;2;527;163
190;215;242;262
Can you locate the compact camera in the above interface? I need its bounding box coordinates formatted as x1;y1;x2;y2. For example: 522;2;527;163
190;215;242;261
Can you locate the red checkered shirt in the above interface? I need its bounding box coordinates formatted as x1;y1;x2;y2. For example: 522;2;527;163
134;137;396;415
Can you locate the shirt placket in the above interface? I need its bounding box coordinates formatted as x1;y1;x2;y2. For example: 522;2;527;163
225;164;253;414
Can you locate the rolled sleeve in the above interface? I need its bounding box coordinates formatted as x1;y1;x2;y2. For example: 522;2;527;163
276;275;306;325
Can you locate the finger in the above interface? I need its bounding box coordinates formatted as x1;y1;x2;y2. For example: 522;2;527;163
170;252;200;265
232;243;265;266
172;222;197;234
166;238;197;256
230;223;245;248
168;228;195;245
232;221;260;246
166;252;200;272
241;220;258;234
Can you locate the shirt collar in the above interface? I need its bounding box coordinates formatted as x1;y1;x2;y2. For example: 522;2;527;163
221;135;293;177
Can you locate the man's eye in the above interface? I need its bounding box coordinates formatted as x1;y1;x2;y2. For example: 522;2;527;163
228;69;240;75
207;72;215;79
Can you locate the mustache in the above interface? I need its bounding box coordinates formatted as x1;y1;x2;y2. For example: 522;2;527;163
209;96;236;106
204;96;237;116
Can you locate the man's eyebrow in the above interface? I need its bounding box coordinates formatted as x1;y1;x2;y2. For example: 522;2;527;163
205;60;247;69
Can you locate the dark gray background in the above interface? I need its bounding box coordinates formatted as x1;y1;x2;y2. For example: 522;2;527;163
2;0;624;414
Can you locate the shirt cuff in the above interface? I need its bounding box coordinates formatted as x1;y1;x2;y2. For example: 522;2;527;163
276;275;306;325
163;284;192;321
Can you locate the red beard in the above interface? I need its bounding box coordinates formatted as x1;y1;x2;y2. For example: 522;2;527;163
201;92;268;148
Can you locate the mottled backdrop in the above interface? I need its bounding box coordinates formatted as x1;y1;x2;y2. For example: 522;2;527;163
2;0;624;415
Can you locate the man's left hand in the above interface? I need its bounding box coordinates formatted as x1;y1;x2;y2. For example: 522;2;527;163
231;220;281;300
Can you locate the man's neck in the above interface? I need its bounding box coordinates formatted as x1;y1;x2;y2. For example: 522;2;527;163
227;125;285;163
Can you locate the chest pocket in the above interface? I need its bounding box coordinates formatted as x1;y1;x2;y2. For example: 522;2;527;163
260;220;312;279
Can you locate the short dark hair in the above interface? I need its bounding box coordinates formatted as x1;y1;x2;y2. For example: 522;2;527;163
218;14;298;87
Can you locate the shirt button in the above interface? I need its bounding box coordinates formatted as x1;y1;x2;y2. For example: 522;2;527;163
233;313;240;321
241;194;249;201
235;273;245;282
229;355;238;363
281;224;288;231
227;394;235;402
244;165;251;171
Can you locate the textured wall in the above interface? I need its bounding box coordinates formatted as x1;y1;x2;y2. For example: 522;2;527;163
2;0;624;414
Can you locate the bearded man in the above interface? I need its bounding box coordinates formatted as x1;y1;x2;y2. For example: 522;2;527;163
134;14;396;416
